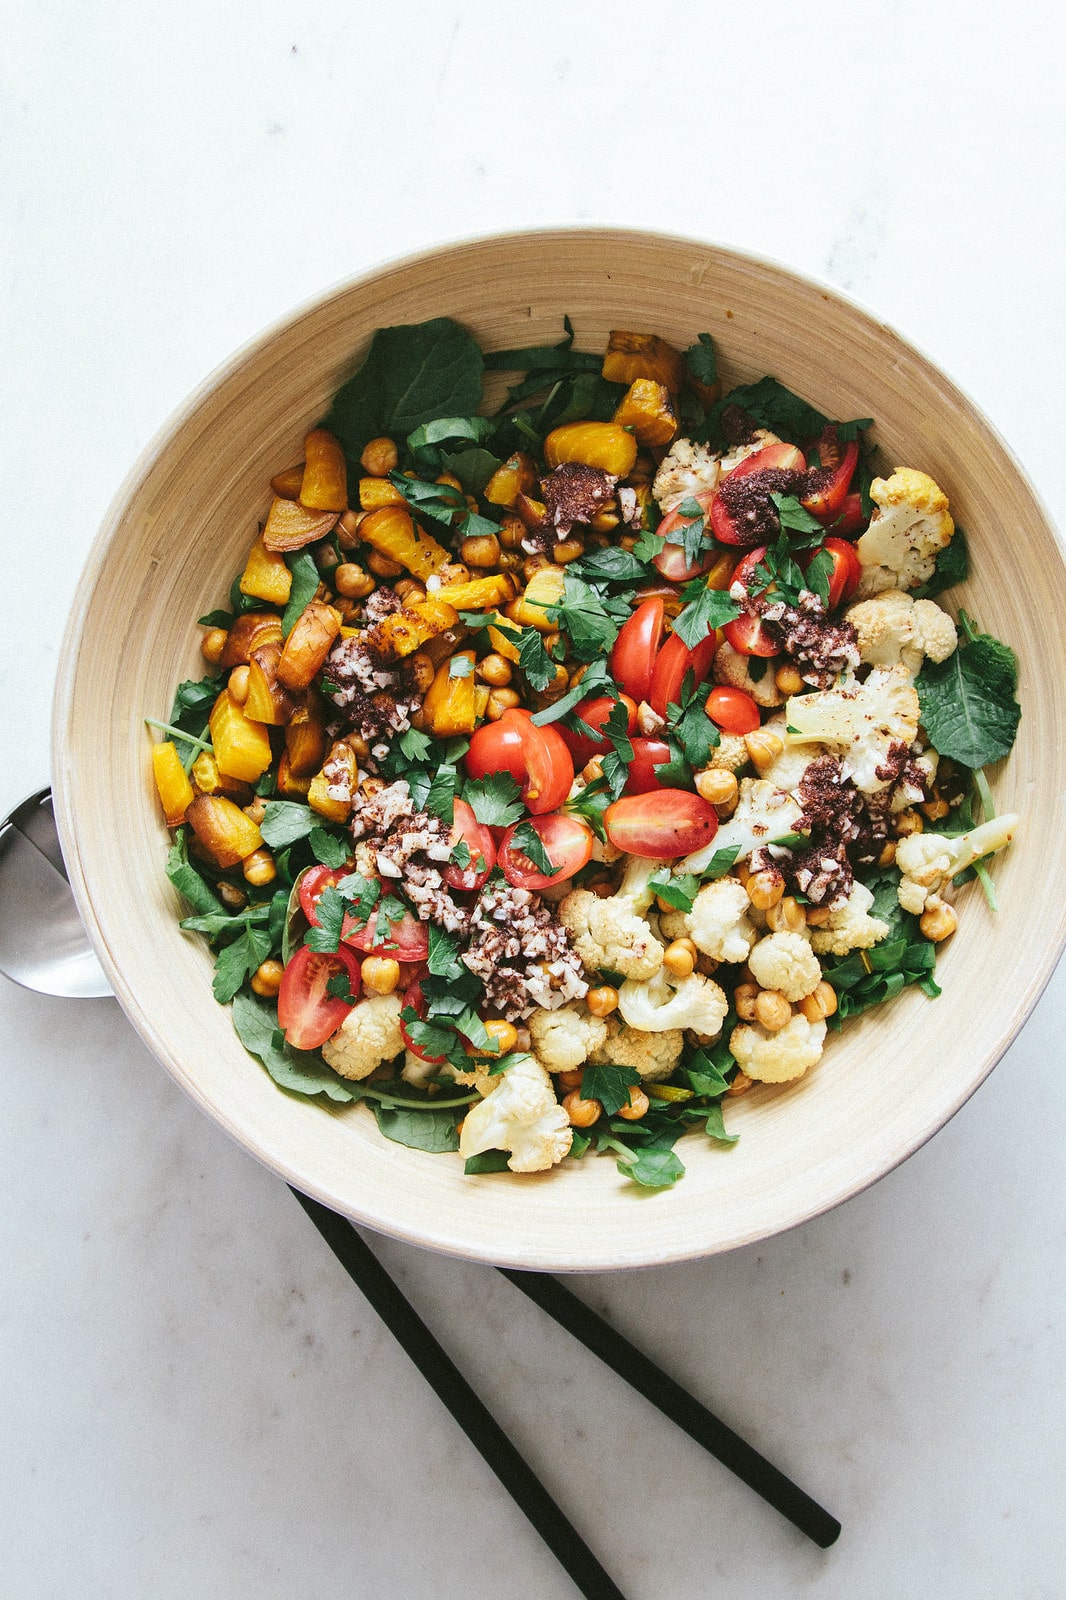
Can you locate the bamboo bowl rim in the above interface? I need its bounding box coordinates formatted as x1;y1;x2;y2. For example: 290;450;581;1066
51;229;1066;1270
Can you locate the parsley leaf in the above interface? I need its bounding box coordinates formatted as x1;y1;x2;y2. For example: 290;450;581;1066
462;771;525;826
530;660;614;726
427;926;465;981
648;868;700;913
517;626;556;692
570;546;652;584
685;332;718;388
581;1063;641;1116
701;844;742;880
304;886;348;953
260;801;316;849
565;775;612;841
336;871;381;924
423;762;457;826
599;701;634;798
665;671;720;769
508;819;555;875
771;492;824;537
916;611;1021;768
308;827;349;868
449;839;472;871
913;529;969;598
672;581;741;648
281;552;321;637
546;574;627;662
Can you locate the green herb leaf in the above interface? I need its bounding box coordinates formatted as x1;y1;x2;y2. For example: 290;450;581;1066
424;763;457;826
581;1063;641;1116
197;608;234;628
309;827;350;868
570;546;652;584
281;552;321;637
529;660;614;726
212;926;272;1003
517;626;556;692
913;529;970;598
703;1102;738;1145
672;582;741;648
232;991;360;1102
304;886;348;953
440;446;502;496
464;1148;511;1174
619;1145;686;1189
322;317;485;459
599;700;634;798
165;828;224;916
372;1102;460;1153
463;771;525;826
508;819;555;875
916;612;1020;768
546;574;627;662
648;869;700;913
448;654;474;679
406;415;496;452
701;844;742;880
685;332;718;388
427;925;465;981
771;493;824;536
260;801;316;849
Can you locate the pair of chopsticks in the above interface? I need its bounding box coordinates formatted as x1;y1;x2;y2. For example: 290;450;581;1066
293;1191;840;1598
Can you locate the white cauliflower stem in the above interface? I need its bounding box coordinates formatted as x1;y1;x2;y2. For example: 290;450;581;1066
856;468;955;596
529;1004;609;1073
895;814;1019;913
808;881;891;956
322;995;404;1081
682;777;803;874
458;1054;572;1173
845;588;957;677
747;931;822;1001
731;1014;827;1082
785;665;920;793
617;967;729;1037
558;854;665;980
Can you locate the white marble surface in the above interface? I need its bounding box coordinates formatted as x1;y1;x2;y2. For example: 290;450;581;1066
3;3;1065;1595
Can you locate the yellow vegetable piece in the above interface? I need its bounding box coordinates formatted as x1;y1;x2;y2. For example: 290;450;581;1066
208;691;273;784
299;429;348;512
358;504;451;582
433;574;514;611
612;379;678;449
239;537;292;606
423;649;489;736
151;741;194;828
374;596;461;659
285;697;328;778
263;495;339;552
306;746;357;823
185;794;263;870
276;751;312;799
359;476;405;510
270;463;305;499
543;422;638;478
219;611;283;670
484;451;538;508
189;751;250;802
487;617;522;663
277;600;341;692
602;330;685;394
244;643;298;726
510;564;566;631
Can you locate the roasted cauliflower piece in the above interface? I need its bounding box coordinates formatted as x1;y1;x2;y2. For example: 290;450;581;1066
855;468;955;596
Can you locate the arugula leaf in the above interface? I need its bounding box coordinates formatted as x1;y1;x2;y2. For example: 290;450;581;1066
304;886;348;953
648;869;700;913
463;771;525;826
508;819;555;875
672;581;741;648
309;827;349;868
212;926;272;1003
618;1145;686;1189
166;829;224;916
231;991;361;1101
464;1148;512;1174
703;1102;738;1145
281;552;321;637
916;612;1020;768
260;801;316;849
913;528;969;598
570;546;653;584
372;1102;460;1153
517;626;556;692
599;700;634;798
685;332;718;388
322;318;485;459
581;1063;641;1116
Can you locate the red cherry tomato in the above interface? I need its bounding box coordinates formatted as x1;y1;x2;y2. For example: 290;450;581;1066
816;537;863;609
724;442;808;480
299;864;345;926
466;708;574;815
400;979;447;1064
723;611;779;658
498;813;594;891
604;789;719;860
729;546;769;596
706;686;761;735
346;907;429;962
560;694;638;771
625;736;674;794
652;488;717;582
648;629;718;718
829;492;868;537
801;439;859;522
610;596;665;704
442;797;497;891
277;943;362;1052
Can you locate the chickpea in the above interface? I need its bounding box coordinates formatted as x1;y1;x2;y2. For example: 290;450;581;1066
694;768;739;809
922;795;951;822
734;982;759;1022
201;627;228;665
804;904;832;927
514;1026;531;1052
695;952;720;977
476;653;512;688
346;733;370;760
218;881;248;910
585;985;619;1018
360;436;399;476
487;688;521;720
333;563;376;600
766;896;806;934
461;533;501;568
337;509;365;551
242;848;276;887
332;597;359;625
774;663;806;696
478;1019;519;1057
754;989;792;1031
553;537;585;564
557;1068;585;1092
393;577;425;602
361;955;401;996
438;562;470;586
562;1091;602;1129
920;901;958;943
799;981;838;1023
251;959;285;999
617;1086;650;1122
894;809;924;837
315;541;340;572
726;1072;753;1097
619;534;639;552
228;664;250;705
589;879;615;899
747;869;784;911
662;939;696;979
242;795;267;825
745;729;785;775
409;652;437;694
367;550;403;580
878;839;897;868
499;514;524;550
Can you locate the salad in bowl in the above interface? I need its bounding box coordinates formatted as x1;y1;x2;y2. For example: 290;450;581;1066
150;316;1021;1189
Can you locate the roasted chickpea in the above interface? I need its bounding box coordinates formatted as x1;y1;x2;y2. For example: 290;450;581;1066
726;1072;753;1097
438;562;470;586
562;1091;602;1129
360;436;399;477
487;688;521;720
337;509;365;550
617;1086;650;1121
498;514;524;550
477;1019;519;1056
242;848;276;887
367;550;403;580
251;959;285;999
362;956;401;995
754;990;792;1031
552;537;585;564
476;653;512;688
662;940;696;979
894;810;924;837
774;663;805;696
201;627;228;665
227;665;250;705
461;533;501;568
409;652;437;694
242;795;267;825
333;563;376;599
585;985;619;1018
747;870;784;911
734;982;759;1022
393;577;425;602
799;981;838;1022
766;896;806;934
557;1068;585;1092
920;901;958;943
694;768;739;809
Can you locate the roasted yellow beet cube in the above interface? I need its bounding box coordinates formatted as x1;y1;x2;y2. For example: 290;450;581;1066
602;330;685;395
239;537;292;606
374;596;461;659
433;574;514;611
358;476;405;510
423;650;489;736
358;505;451;582
151;741;194;827
185;794;263;869
299;429;347;512
484;451;538;508
208;691;273;783
277;600;342;692
612;379;679;448
543;422;637;478
510;564;566;631
244;643;298;726
285;696;329;778
270;463;305;499
263;495;339;552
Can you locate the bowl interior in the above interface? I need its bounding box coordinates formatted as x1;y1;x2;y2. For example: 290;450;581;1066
52;230;1066;1270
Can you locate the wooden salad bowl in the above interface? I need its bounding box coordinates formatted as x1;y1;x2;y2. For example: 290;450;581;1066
52;230;1066;1271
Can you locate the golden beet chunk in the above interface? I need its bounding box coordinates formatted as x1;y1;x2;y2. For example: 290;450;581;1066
543;422;637;478
186;794;263;869
208;691;273;784
358;476;405;510
423;649;490;736
190;751;253;803
270;463;305;499
509;564;565;632
244;643;298;726
602;330;685;395
299;429;347;513
484;451;538;508
219;611;283;670
239;537;292;607
285;696;329;778
277;600;342;692
433;574;514;612
263;495;339;552
151;741;194;827
358;504;451;582
612;379;678;448
373;596;461;660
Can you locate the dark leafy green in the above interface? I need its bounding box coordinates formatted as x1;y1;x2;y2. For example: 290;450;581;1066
913;528;970;598
321;318;485;459
260;801;316;849
165;829;224;916
581;1063;641;1116
916;612;1020;768
372;1102;460;1153
231;990;360;1102
281;552;320;637
463;771;525;826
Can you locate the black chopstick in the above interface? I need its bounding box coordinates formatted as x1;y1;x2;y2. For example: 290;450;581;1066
291;1189;629;1600
499;1269;840;1549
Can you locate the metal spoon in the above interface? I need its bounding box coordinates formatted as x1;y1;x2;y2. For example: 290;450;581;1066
0;788;112;998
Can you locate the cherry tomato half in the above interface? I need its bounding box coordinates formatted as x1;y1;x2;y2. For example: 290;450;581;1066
729;546;769;597
346;907;429;962
706;685;761;735
603;789;719;860
801;439;859;522
816;537;862;609
399;979;447;1064
442;797;497;892
278;943;362;1052
648;629;718;718
299;864;345;926
466;709;574;816
625;736;674;794
652;487;717;582
829;492;868;537
724;441;808;480
610;596;665;704
723;610;779;658
560;694;638;771
498;813;594;891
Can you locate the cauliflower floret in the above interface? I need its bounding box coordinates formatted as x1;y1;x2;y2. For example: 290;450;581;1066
713;641;785;708
685;877;758;965
617;967;729;1038
730;1014;827;1082
855;468;955;596
785;665;920;793
704;733;749;773
458;1053;572;1174
588;1019;685;1082
808;881;890;957
558;855;665;981
322;994;404;1081
529;1004;609;1073
652;436;722;511
719;429;783;475
845;589;958;678
747;930;822;1001
401;1048;439;1089
682;777;804;874
895;814;1019;914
